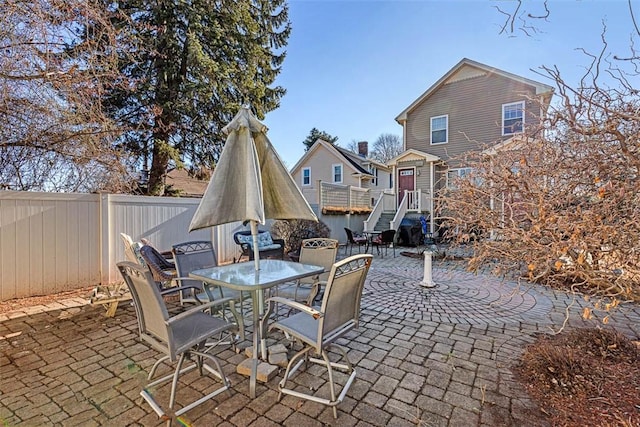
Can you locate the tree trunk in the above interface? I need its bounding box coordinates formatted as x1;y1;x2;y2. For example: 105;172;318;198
147;136;170;196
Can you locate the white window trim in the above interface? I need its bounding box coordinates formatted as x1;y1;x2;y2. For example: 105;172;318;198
332;164;343;184
369;165;378;186
430;114;448;145
302;167;311;186
502;101;525;136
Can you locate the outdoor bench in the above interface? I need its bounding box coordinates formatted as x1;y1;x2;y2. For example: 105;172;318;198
233;229;285;261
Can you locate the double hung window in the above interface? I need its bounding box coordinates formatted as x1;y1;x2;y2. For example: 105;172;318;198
332;164;343;183
302;167;311;186
503;101;524;135
431;115;448;144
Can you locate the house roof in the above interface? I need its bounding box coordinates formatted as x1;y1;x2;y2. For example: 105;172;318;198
165;168;209;197
290;139;379;178
395;58;555;124
335;146;373;176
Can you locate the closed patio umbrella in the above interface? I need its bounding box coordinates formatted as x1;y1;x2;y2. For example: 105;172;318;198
189;107;317;270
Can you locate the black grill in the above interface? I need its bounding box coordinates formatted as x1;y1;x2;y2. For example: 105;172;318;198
397;218;423;247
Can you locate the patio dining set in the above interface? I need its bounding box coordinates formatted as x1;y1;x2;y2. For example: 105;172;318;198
118;232;373;422
344;227;397;258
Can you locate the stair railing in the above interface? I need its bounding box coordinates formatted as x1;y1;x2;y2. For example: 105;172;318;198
390;191;409;231
363;196;384;233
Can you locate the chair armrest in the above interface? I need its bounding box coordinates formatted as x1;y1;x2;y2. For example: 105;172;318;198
167;297;235;323
266;296;323;319
162;277;210;303
273;238;285;247
160;284;201;295
161;277;203;294
170;277;204;287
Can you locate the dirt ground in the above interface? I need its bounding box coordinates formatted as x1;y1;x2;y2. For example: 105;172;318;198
0;287;93;315
515;328;640;426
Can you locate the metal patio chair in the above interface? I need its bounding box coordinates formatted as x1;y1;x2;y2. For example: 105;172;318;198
171;240;221;305
172;240;247;338
371;229;397;257
262;254;373;418
275;238;339;305
344;227;368;255
117;261;240;420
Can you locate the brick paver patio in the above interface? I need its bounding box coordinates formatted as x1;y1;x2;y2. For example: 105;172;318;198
1;251;639;426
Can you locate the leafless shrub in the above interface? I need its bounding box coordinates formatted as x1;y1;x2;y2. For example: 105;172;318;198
437;49;640;306
271;219;331;254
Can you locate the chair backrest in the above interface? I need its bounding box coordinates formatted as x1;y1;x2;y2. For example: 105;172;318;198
299;238;339;282
344;228;356;244
172;240;217;275
120;233;144;265
117;261;172;354
380;229;396;244
234;229;268;246
316;254;372;349
172;241;217;299
140;244;176;284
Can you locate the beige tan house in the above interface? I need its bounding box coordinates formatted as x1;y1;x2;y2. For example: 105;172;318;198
290;139;393;213
389;58;555;225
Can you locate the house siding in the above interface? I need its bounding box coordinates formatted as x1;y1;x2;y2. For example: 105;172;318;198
405;71;540;167
292;148;360;188
396;160;431;192
291;141;392;210
366;167;393;191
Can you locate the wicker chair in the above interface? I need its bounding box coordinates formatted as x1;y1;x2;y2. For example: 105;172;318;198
139;244;176;289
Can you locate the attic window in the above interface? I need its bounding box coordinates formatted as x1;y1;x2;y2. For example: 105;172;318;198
431;115;448;144
302;167;311;186
503;101;524;135
332;164;343;183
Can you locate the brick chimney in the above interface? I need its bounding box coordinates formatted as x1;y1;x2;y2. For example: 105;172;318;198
357;141;368;158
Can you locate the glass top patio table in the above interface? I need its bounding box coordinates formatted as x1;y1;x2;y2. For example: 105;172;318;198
189;259;324;398
190;259;323;290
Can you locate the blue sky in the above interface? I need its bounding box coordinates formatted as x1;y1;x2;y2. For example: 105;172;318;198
261;0;636;168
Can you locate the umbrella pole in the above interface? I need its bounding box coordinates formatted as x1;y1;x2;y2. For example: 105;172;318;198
250;220;268;360
250;221;260;271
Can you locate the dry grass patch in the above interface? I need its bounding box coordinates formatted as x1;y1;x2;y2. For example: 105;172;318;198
516;328;640;426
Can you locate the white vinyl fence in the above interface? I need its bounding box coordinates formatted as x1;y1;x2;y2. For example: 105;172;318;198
0;191;244;301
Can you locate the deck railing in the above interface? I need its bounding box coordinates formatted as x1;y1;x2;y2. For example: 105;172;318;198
319;182;372;214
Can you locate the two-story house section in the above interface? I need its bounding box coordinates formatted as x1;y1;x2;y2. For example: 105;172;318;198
290;139;393;213
391;58;554;221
